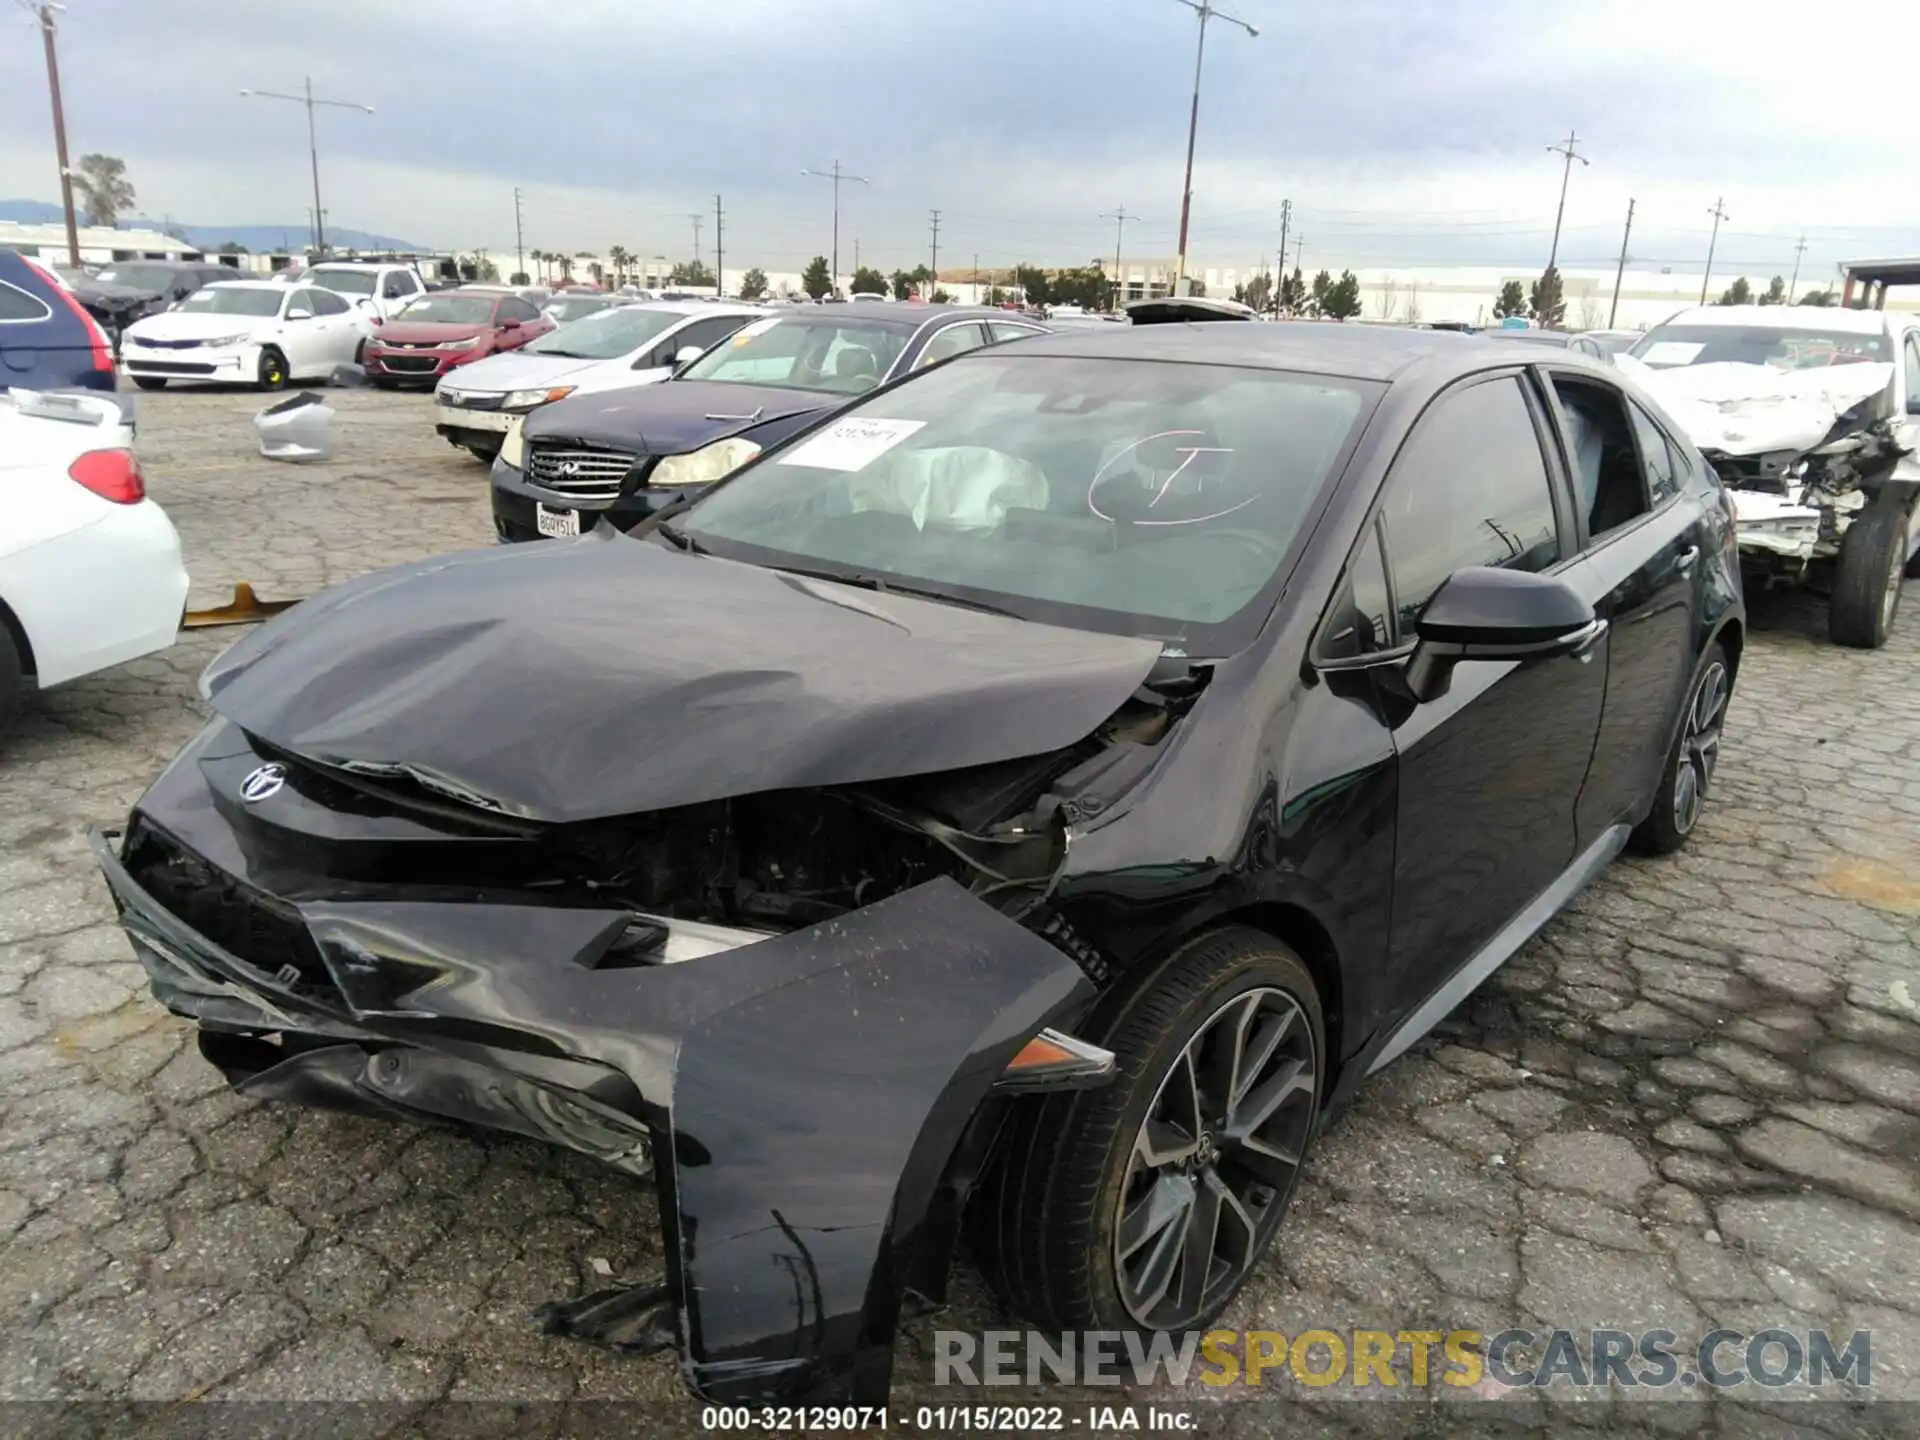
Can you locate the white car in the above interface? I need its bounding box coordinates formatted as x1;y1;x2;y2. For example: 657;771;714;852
0;388;190;738
1620;304;1920;648
122;281;374;392
432;301;766;457
303;262;429;319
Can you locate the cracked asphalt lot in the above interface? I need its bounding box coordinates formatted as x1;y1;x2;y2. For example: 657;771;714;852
1;388;1917;1436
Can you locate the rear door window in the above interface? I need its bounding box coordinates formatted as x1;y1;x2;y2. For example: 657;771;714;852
1548;373;1652;542
0;280;53;322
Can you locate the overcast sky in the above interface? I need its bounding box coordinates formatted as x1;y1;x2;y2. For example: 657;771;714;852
3;0;1916;282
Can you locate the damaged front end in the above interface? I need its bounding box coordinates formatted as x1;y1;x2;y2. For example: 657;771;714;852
93;537;1205;1402
1625;355;1915;583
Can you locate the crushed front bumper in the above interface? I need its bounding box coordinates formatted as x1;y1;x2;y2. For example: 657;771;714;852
91;826;1090;1404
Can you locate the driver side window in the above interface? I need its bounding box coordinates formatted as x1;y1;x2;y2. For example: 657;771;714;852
1377;377;1562;633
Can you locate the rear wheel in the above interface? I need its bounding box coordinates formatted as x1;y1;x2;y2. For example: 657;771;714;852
1631;642;1730;855
978;927;1323;1334
255;347;289;392
1829;499;1909;649
132;376;167;391
0;627;24;741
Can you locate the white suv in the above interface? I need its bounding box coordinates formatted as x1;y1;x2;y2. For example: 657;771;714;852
303;262;428;320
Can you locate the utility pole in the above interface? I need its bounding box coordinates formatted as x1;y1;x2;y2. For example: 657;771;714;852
1701;197;1729;304
512;186;525;283
854;238;862;271
1170;1;1258;296
1788;235;1808;302
1608;197;1634;327
928;209;942;291
800;161;869;293
30;4;80;266
1544;129;1588;275
240;76;374;259
1099;205;1136;306
713;194;725;295
1276;198;1292;311
684;213;703;273
1293;232;1305;277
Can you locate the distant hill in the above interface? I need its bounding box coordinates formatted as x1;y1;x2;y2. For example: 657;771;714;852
0;199;425;254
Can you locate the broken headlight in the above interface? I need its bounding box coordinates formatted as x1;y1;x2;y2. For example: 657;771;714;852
651;437;761;489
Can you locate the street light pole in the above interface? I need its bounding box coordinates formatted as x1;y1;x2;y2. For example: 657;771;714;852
1170;1;1257;297
239;76;374;259
801;161;869;294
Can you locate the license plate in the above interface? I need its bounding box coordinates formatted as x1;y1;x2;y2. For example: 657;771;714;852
536;504;581;538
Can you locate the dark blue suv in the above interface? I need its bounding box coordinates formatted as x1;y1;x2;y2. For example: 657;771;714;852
0;248;118;392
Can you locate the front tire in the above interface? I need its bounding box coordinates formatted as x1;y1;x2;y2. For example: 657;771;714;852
255;347;289;392
464;440;502;463
1829;499;1908;649
1631;642;1730;855
978;926;1324;1334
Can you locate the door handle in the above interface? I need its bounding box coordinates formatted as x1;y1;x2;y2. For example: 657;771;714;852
1675;545;1700;570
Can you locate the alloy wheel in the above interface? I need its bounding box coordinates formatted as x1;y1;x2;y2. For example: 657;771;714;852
1672;661;1728;836
1113;986;1316;1329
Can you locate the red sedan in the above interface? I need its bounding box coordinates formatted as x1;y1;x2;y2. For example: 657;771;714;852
362;289;554;388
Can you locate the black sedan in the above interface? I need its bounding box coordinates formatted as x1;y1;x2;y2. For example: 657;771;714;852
489;304;1048;540
92;321;1742;1408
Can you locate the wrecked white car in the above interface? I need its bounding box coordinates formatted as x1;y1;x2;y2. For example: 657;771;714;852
1619;305;1920;648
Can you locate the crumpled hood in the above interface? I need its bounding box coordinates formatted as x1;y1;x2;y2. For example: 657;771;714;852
523;380;827;456
1619;355;1895;457
200;527;1163;823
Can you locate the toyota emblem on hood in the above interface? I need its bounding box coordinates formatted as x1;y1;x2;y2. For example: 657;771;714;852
240;763;287;802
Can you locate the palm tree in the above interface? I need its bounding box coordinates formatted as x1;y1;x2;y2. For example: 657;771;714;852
608;245;630;286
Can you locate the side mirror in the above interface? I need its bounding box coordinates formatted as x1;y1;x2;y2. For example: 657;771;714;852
355;297;374;310
674;345;703;366
1402;567;1604;703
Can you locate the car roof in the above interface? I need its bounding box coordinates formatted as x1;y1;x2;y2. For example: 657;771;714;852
610;300;768;318
1653;304;1892;334
1000;319;1484;382
781;304;1011;331
199;279;291;292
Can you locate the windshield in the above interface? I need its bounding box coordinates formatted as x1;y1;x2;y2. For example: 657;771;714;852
545;295;610;322
1589;332;1638;355
678;315;910;394
306;268;379;297
93;264;181;290
1629;323;1889;370
681;355;1377;649
175;287;283;318
523;306;682;359
393;294;498;325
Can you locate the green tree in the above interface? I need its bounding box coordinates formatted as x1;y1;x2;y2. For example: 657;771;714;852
738;267;769;301
889;270;916;300
670;260;715;287
851;265;890;296
73;154;136;227
1715;276;1754;306
510;272;530;285
1013;264;1051;308
801;255;833;300
1799;288;1835;307
930;288;952;304
1529;266;1566;327
216;241;249;254
1321;270;1363;320
1492;279;1527;319
1241;271;1274;314
1279;267;1306;313
1758;275;1786;306
1307;269;1333;317
1049;266;1110;310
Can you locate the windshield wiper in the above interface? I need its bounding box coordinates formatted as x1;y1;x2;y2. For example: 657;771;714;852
776;566;1021;618
654;521;707;554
